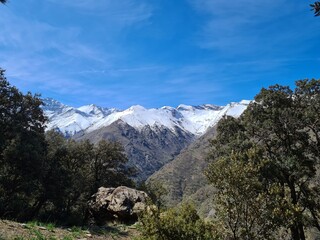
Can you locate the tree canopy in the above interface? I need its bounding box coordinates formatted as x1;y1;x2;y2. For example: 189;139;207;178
0;69;134;225
207;79;320;240
0;68;47;221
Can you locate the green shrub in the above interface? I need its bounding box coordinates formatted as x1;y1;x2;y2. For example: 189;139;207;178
138;203;219;240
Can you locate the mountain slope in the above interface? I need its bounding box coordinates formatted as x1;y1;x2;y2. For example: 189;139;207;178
147;126;217;209
74;120;194;181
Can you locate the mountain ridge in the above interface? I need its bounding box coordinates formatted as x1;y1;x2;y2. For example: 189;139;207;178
42;98;250;137
42;98;250;181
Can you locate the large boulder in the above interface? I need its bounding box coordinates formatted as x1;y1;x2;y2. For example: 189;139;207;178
88;186;148;224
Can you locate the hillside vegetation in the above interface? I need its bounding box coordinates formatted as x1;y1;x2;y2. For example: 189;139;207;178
146;79;320;240
147;126;217;213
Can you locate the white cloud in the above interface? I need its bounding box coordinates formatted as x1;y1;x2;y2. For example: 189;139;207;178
46;0;153;25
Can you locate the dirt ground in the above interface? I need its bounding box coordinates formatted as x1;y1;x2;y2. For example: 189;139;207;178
0;219;140;240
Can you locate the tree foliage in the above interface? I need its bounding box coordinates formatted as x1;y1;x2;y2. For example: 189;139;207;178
206;149;279;239
0;68;47;220
138;203;218;240
0;69;133;225
311;2;320;16
207;79;320;240
35;131;134;225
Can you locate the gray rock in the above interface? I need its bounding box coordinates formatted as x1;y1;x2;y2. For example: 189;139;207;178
88;186;148;224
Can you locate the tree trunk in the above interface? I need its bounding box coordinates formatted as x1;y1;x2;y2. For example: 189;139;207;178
22;195;47;221
298;222;306;240
288;181;306;240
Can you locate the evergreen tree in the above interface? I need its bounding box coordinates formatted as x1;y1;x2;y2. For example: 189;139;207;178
207;79;320;240
34;131;133;225
206;147;279;239
0;68;47;220
91;139;133;192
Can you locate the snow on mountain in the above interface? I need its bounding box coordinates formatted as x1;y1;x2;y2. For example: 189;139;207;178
177;102;249;135
42;98;251;137
77;104;117;117
42;98;119;136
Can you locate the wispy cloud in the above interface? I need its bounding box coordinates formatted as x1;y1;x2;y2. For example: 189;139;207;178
0;0;154;107
46;0;153;25
189;0;315;57
0;8;118;62
73;65;167;77
0;0;319;109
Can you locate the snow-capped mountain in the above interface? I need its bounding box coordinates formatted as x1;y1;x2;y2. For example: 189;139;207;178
42;98;250;181
42;98;250;137
42;98;118;137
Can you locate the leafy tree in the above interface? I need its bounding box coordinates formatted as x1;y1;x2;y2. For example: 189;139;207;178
32;130;70;220
206;148;279;239
0;68;47;220
33;131;133;225
207;79;320;240
90;139;133;192
0;0;7;4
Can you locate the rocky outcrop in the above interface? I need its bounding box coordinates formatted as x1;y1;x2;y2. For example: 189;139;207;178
88;186;148;224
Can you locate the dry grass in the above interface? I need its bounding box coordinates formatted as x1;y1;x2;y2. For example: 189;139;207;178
0;219;139;240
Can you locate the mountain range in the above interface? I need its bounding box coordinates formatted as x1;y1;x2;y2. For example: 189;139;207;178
42;98;250;181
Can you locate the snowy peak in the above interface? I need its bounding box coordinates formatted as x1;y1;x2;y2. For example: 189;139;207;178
42;98;67;112
77;104;118;117
43;99;251;137
127;105;146;112
177;104;194;111
78;104;102;115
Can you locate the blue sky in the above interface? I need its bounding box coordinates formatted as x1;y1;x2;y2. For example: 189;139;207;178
0;0;319;109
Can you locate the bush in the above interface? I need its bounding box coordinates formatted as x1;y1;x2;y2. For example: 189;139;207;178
137;203;219;240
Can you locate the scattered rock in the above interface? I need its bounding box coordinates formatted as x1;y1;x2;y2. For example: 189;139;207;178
20;223;28;228
39;226;47;230
88;186;148;224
